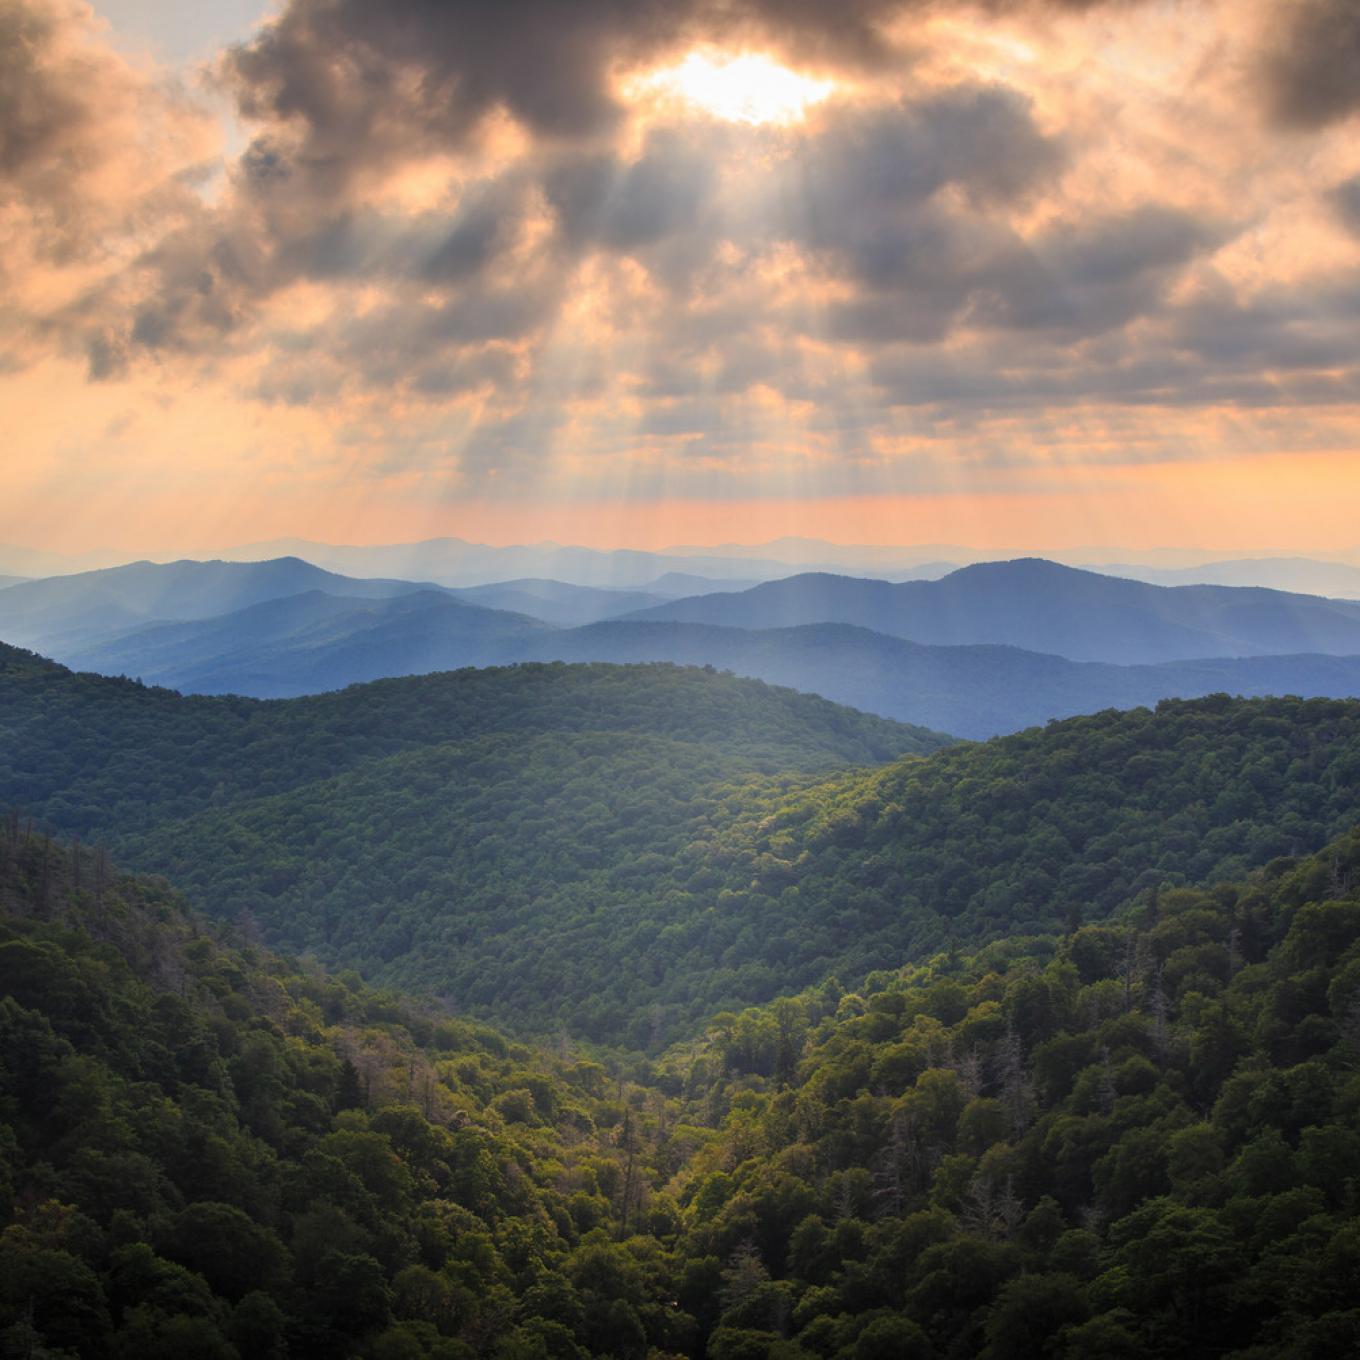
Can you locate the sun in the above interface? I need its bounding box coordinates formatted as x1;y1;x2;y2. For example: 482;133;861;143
627;49;836;126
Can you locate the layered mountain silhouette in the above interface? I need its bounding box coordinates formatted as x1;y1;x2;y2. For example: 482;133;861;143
0;556;442;652
61;590;548;696
447;577;670;625
1099;555;1360;598
49;600;1360;738
623;558;1360;663
13;555;1360;735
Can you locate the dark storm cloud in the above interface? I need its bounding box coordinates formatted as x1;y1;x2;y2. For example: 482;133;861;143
972;206;1229;337
787;89;1064;343
1332;176;1360;236
545;133;715;253
222;0;1160;186
1261;0;1360;130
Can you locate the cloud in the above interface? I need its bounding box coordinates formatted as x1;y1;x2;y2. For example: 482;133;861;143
1260;0;1360;130
970;206;1230;338
0;0;217;373
7;0;1360;519
1332;175;1360;236
227;0;678;165
545;131;716;255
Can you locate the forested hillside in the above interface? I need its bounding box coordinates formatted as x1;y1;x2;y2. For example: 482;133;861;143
0;822;699;1360
4;639;1360;1046
656;824;1360;1359
134;694;1360;1043
5;816;1360;1358
0;645;941;823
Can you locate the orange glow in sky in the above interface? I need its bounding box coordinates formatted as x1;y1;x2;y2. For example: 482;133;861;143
2;0;1358;560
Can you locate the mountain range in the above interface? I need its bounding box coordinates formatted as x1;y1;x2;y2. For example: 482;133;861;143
10;555;1360;736
3;643;1358;1043
623;559;1360;664
0;556;445;653
1097;555;1360;598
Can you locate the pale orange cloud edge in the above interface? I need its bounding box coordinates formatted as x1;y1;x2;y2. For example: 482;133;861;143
5;448;1358;557
3;0;1359;560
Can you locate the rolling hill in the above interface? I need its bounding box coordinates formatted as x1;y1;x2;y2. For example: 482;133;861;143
623;558;1360;663
53;595;1360;738
447;577;671;625
2;641;1359;1043
0;644;943;823
10;811;1360;1357
61;590;550;696
0;556;449;654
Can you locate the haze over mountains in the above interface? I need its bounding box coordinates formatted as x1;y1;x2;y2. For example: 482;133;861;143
10;533;1360;593
625;559;1360;664
1099;556;1360;599
9;551;1360;737
0;557;450;653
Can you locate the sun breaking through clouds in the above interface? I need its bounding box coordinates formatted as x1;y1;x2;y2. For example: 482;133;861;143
1;0;1359;552
626;49;837;126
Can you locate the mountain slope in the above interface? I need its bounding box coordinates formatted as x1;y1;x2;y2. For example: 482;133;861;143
10;820;1360;1359
129;694;1360;1041
4;641;1358;1044
661;825;1360;1359
507;621;1360;739
56;594;1360;738
0;556;445;653
0;823;691;1359
623;559;1360;663
62;589;551;696
0;645;944;827
448;577;671;625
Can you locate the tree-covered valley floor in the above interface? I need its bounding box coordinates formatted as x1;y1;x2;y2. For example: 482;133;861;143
4;650;1360;1357
6;816;1360;1358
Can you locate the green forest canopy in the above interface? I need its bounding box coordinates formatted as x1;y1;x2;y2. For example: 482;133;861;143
5;812;1360;1358
4;646;1360;1044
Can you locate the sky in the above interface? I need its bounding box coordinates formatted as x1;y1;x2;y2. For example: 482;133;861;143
2;0;1359;555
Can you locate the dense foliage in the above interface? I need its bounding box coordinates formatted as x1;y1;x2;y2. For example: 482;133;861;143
0;823;705;1360
6;819;1360;1358
655;825;1360;1359
0;645;942;823
86;695;1360;1042
5;645;1360;1043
